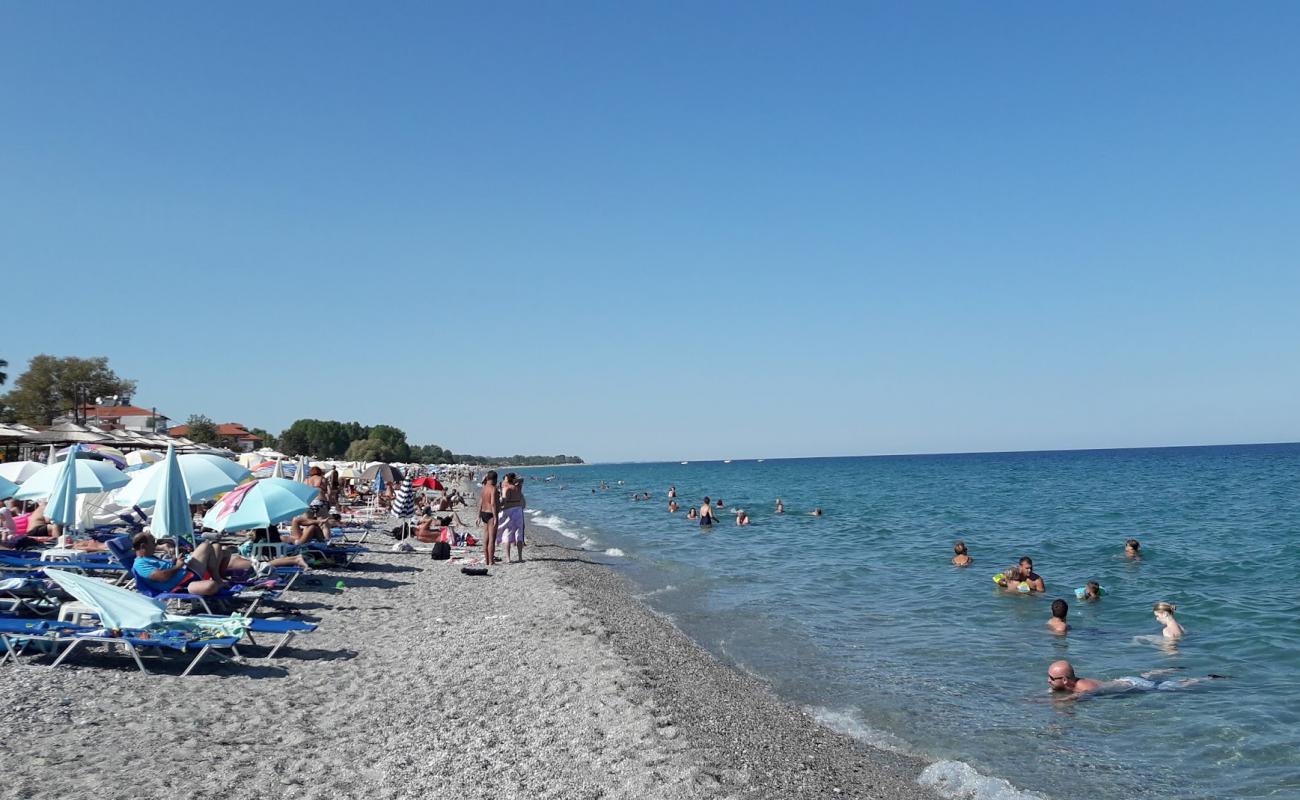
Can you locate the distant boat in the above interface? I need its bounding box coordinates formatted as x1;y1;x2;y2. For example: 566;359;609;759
723;459;732;463
757;459;765;462
680;461;689;465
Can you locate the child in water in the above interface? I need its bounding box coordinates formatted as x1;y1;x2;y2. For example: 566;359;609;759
1081;581;1103;601
1047;598;1070;634
1126;538;1142;559
1154;601;1184;639
951;540;972;567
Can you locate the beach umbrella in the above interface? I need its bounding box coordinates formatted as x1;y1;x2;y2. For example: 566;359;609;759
412;476;444;491
294;455;307;484
44;569;165;630
0;460;44;484
125;450;164;472
201;477;318;533
113;452;251;508
56;443;127;469
45;447;80;532
0;475;20;500
270;458;286;479
335;466;359;479
149;446;195;550
15;455;130;501
391;477;416;518
361;463;400;485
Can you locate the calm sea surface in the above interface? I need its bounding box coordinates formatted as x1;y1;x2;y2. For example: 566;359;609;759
519;445;1300;800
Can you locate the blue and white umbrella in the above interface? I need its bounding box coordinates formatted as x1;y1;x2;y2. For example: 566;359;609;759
0;475;19;500
113;452;251;508
15;453;130;501
201;478;318;533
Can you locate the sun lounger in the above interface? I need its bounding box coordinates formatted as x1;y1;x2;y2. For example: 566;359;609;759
49;626;242;676
105;536;284;615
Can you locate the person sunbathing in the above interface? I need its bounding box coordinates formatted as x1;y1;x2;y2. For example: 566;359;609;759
287;511;340;545
131;532;229;596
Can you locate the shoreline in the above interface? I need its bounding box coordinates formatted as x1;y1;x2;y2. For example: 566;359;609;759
526;521;944;799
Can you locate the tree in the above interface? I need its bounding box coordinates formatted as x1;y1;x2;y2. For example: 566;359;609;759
248;427;278;450
2;355;137;426
185;414;219;444
0;358;7;386
366;424;410;461
345;437;405;463
278;419;369;458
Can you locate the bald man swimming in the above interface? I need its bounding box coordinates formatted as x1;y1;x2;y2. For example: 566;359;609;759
1047;660;1226;697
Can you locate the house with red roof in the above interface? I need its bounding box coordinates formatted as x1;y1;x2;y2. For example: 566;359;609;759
54;404;166;433
167;422;264;452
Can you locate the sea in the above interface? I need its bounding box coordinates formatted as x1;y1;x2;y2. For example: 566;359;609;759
517;444;1300;800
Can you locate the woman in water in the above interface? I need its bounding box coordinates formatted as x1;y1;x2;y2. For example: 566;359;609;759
686;507;698;520
699;497;716;527
1126;538;1142;559
1154;601;1184;639
736;510;751;526
775;498;784;514
952;540;972;567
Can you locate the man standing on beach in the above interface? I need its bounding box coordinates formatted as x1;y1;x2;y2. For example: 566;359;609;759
479;471;500;565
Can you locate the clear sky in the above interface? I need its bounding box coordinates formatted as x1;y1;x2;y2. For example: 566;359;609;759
3;2;1297;462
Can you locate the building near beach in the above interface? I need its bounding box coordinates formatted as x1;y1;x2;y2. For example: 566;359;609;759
167;422;264;452
53;404;166;433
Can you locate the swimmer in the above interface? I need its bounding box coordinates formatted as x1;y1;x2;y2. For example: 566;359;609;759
668;486;676;499
716;499;725;508
1154;601;1184;639
995;565;1029;591
1126;538;1142;559
775;498;784;514
952;540;972;567
809;508;823;517
699;497;715;527
1047;598;1070;635
1017;556;1045;592
686;507;698;520
668;500;679;513
736;510;750;526
1048;660;1225;698
1080;581;1103;601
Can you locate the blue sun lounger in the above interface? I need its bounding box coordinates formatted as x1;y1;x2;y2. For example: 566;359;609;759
1;617;240;676
105;537;286;615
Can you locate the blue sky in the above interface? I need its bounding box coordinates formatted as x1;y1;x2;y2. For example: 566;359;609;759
3;2;1297;462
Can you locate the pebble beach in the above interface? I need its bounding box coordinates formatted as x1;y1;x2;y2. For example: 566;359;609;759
0;519;941;800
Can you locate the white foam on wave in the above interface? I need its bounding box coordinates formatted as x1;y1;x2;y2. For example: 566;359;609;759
917;761;1048;800
640;584;678;598
806;706;914;754
809;709;1047;800
604;548;626;557
532;513;584;541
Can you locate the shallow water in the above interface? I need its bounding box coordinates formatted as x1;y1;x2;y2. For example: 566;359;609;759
519;445;1300;800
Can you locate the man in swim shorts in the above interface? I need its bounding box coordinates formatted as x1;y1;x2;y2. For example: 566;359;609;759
1048;660;1225;697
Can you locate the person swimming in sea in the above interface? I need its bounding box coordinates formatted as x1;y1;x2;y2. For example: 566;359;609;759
1153;601;1184;639
1080;581;1103;601
686;507;698;520
775;498;784;514
1047;660;1225;698
736;510;751;526
1047;598;1070;635
1016;556;1045;592
668;499;679;513
699;497;716;527
809;508;823;517
1126;538;1142;559
952;540;972;567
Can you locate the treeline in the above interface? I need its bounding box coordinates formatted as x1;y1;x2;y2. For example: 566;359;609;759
0;356;583;466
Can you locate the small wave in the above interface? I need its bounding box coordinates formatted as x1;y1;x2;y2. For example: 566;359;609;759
604;548;626;557
640;584;678;598
806;706;913;754
917;761;1048;800
532;513;584;541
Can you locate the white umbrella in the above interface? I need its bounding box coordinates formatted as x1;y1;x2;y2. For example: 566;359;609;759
125;450;164;471
14;457;130;500
0;460;45;484
113;453;252;508
294;455;307;484
270;458;285;479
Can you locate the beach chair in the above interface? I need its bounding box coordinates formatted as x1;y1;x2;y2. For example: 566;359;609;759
0;617;89;665
0;552;129;583
48;625;242;676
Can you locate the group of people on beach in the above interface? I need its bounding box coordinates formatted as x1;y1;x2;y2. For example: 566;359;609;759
951;537;1219;698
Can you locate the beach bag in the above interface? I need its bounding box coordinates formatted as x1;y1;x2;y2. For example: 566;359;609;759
431;541;451;561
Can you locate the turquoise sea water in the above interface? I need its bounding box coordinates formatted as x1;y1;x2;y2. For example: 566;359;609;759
518;445;1300;800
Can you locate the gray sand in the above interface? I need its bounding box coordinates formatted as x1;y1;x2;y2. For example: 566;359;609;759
0;520;940;800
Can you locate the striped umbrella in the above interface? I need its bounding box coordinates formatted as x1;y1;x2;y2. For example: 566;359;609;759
391;477;416;518
56;443;127;469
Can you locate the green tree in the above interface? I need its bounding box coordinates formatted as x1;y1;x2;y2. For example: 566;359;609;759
248;427;278;450
2;355;137;426
279;419;370;458
345;437;406;463
185;414;219;444
0;358;8;386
